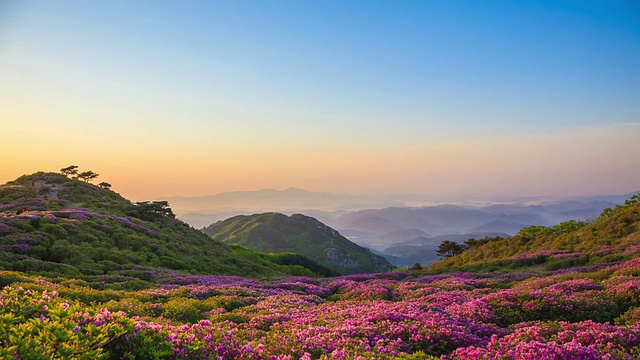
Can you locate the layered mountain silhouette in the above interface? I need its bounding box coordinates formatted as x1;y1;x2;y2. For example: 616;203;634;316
329;201;629;266
161;188;401;227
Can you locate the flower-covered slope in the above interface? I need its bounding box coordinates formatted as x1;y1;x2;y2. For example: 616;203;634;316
430;194;640;272
0;172;331;279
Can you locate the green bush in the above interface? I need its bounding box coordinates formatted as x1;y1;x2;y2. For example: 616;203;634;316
162;298;214;323
37;185;51;195
42;224;68;238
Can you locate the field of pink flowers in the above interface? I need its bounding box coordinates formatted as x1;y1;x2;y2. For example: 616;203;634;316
2;259;640;359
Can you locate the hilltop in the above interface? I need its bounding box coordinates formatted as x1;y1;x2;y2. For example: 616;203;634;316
429;193;640;272
0;171;334;284
202;212;395;275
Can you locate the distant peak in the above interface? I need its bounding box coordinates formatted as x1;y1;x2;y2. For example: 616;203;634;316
284;187;306;192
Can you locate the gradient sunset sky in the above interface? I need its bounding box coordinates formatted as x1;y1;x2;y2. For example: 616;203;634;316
1;1;639;201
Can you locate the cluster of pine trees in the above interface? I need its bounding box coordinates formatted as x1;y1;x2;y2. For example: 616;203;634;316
60;165;111;189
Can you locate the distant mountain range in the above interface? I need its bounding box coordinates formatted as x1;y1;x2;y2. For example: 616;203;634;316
330;199;634;266
201;213;394;275
161;188;402;214
162;189;637;228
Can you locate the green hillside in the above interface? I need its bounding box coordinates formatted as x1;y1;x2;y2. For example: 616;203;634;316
429;193;640;272
0;171;331;284
202;212;395;274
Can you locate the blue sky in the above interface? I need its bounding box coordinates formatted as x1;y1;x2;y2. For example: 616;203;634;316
1;1;639;199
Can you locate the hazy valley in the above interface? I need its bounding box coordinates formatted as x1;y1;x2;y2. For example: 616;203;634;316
165;189;633;267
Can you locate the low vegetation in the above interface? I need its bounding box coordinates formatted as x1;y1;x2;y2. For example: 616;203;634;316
2;170;640;358
2;259;640;358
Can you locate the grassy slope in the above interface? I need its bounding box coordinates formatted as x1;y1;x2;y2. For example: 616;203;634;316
429;195;640;272
0;172;327;283
203;212;395;274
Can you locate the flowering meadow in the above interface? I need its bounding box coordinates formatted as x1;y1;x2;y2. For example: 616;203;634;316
2;258;640;359
3;174;640;358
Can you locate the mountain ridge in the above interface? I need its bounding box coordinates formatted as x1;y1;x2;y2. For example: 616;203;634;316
201;212;395;275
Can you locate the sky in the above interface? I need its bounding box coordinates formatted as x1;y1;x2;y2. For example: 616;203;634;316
1;0;639;201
